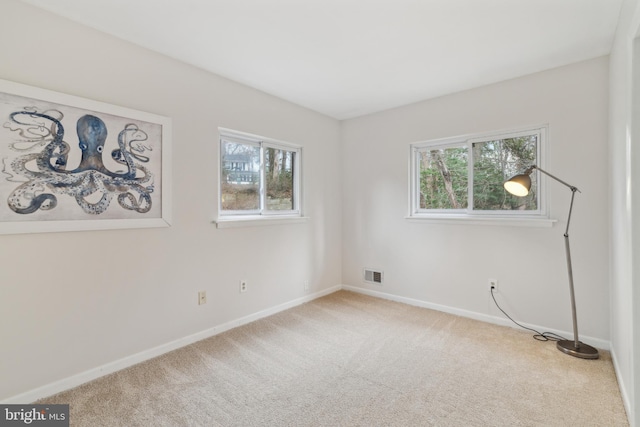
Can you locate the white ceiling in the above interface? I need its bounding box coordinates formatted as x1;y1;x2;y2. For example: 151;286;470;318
21;0;623;120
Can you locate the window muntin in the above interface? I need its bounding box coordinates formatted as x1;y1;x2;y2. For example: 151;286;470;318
411;127;545;218
219;129;301;217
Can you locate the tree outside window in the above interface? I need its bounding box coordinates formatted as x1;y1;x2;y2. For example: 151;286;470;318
411;127;544;217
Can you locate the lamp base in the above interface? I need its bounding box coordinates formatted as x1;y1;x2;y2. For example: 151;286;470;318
556;340;599;359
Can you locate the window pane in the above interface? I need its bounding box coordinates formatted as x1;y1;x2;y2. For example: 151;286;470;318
472;135;538;211
221;140;260;211
419;147;468;209
265;147;295;211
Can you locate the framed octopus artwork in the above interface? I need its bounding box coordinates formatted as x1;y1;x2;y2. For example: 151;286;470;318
0;79;172;234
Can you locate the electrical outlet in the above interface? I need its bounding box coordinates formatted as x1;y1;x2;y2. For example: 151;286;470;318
239;280;247;293
489;279;498;294
198;291;206;305
303;281;310;291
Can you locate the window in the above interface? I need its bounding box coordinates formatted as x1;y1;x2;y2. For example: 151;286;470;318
219;128;301;219
409;126;546;219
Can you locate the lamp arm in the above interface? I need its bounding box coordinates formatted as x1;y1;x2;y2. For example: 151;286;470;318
529;165;580;193
527;165;579;236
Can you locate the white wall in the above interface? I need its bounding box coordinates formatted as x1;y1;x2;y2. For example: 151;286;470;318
341;57;610;345
610;0;640;424
0;1;342;401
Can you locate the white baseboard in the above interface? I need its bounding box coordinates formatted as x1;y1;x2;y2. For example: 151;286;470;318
341;285;611;351
4;283;611;404
2;285;341;404
610;347;633;424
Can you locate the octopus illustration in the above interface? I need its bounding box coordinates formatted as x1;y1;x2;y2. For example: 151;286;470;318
3;108;154;215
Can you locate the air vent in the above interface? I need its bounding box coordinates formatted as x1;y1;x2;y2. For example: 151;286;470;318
364;269;383;285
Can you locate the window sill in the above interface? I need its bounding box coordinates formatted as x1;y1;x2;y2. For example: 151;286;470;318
214;216;309;229
405;215;556;227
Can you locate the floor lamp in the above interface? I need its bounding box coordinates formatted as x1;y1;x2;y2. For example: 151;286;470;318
503;165;599;359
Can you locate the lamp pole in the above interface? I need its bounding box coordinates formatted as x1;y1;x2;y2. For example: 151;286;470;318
530;166;598;359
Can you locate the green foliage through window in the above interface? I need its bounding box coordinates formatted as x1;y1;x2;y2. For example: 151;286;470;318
472;135;537;211
419;147;468;209
412;128;543;215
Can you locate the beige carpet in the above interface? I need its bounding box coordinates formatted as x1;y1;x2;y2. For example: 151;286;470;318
40;291;628;426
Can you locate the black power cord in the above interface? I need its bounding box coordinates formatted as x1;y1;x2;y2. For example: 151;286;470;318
490;287;567;342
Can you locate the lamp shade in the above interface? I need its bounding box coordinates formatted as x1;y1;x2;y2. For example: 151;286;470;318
504;173;531;197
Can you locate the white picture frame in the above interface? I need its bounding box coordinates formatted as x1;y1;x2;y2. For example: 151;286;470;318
0;79;172;234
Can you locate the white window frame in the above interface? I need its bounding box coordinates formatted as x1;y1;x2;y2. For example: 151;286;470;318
216;128;303;227
408;125;552;225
